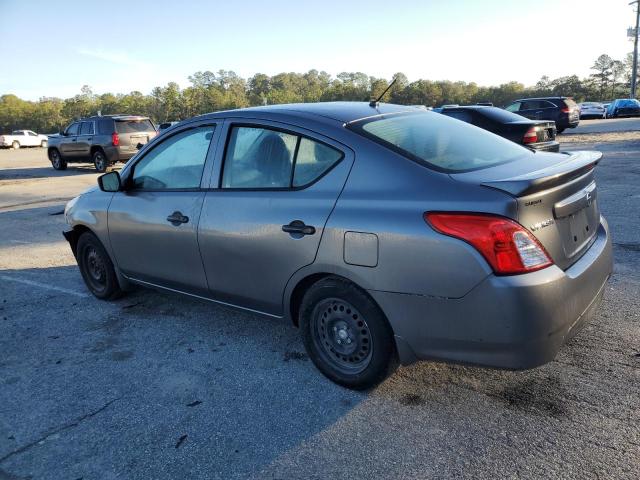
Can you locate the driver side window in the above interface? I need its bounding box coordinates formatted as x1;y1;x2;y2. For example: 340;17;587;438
132;125;214;190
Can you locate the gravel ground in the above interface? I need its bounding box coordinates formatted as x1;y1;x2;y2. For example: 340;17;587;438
0;123;639;479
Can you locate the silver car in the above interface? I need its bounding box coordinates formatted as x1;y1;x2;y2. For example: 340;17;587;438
63;102;613;389
579;102;606;119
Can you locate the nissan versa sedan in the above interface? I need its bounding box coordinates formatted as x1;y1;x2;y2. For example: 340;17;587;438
63;102;613;389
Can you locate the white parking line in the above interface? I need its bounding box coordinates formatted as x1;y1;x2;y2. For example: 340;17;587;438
0;275;89;298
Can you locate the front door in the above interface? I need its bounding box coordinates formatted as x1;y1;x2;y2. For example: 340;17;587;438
108;123;218;294
60;122;80;157
76;121;94;158
198;121;353;315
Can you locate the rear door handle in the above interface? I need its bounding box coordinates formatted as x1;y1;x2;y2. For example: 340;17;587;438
282;220;315;236
167;211;189;226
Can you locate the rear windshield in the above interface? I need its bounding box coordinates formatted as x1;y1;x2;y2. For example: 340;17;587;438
115;119;155;133
477;107;529;123
351;112;531;173
563;98;578;108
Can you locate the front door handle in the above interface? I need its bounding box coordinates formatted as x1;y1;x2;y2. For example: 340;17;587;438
282;220;315;236
167;211;189;226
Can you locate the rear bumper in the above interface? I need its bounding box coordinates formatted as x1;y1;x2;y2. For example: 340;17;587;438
531;141;560;152
104;146;135;163
371;217;613;369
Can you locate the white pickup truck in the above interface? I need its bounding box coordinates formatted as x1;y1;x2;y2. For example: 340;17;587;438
0;130;49;149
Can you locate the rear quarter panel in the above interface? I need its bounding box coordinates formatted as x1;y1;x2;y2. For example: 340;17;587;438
298;139;518;299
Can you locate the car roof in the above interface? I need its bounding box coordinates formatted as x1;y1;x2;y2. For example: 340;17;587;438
85;115;150;121
200;101;419;124
513;97;567;102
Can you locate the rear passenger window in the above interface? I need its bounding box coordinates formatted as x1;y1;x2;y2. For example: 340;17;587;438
132;126;214;190
221;126;342;189
80;122;94;135
505;103;520;112
293;138;343;187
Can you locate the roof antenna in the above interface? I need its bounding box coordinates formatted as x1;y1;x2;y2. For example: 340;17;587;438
369;78;397;107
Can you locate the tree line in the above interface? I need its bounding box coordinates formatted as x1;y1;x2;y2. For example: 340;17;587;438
0;53;636;134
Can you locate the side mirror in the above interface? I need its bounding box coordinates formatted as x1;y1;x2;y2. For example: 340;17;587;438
97;171;121;192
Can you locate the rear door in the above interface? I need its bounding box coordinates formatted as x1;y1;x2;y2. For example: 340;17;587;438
108;122;219;294
198;120;354;315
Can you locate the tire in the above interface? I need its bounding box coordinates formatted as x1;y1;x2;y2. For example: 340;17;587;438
41;140;47;148
11;141;19;149
93;149;108;173
299;276;397;390
76;232;122;300
49;149;67;170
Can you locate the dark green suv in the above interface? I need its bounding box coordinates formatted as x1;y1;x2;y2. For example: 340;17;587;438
47;115;157;172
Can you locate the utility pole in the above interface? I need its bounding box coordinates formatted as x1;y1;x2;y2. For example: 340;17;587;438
631;1;640;98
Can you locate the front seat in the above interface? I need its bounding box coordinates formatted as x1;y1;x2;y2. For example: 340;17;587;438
255;134;291;187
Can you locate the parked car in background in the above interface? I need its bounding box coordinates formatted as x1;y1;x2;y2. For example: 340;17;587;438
47;115;157;172
63;102;612;389
439;105;559;151
157;121;179;133
579;102;606;119
0;130;48;149
505;97;580;133
606;99;640;118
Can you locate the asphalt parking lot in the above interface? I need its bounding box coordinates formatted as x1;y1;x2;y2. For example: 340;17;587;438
0;118;639;479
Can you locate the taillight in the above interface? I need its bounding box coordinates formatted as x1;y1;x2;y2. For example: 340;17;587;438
560;107;570;113
424;213;553;275
523;127;538;144
112;132;120;146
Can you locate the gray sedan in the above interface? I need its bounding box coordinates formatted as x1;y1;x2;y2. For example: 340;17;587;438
63;102;613;389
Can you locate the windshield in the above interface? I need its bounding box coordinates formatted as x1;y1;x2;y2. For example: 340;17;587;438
350;112;532;173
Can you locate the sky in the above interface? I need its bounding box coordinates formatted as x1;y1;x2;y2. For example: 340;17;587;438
0;0;636;100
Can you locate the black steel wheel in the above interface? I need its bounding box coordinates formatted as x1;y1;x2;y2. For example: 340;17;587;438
300;276;397;390
311;298;373;374
77;232;122;300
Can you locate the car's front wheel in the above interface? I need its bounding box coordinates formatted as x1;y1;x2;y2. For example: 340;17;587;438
93;150;108;173
12;141;20;149
300;276;397;390
50;149;67;170
77;232;122;300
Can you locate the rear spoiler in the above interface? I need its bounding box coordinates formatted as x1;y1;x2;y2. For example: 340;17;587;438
480;151;602;197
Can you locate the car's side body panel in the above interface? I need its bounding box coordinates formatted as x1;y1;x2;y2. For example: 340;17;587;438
198;118;355;315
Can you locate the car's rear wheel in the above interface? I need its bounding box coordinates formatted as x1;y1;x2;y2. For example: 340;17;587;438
50;149;67;170
77;232;122;300
12;141;19;149
40;140;47;148
93;150;108;173
300;276;397;390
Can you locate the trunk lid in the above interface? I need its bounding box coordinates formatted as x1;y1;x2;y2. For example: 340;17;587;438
450;150;602;270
